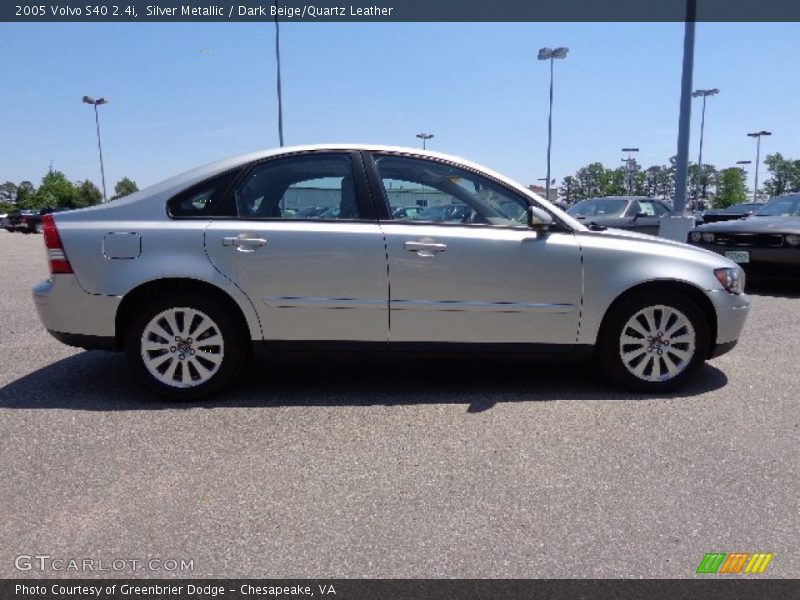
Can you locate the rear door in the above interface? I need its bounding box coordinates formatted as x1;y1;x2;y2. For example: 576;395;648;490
204;151;389;342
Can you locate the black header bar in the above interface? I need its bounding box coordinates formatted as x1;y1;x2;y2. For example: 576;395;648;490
4;0;800;23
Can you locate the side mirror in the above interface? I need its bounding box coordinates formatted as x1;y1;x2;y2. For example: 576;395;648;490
633;211;648;221
527;205;554;231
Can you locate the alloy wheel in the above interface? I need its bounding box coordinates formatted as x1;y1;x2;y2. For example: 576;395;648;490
618;304;696;382
140;307;224;388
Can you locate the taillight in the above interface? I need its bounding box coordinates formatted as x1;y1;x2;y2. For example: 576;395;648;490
42;214;73;274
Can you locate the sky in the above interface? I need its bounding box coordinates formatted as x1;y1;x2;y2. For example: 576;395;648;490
1;21;798;194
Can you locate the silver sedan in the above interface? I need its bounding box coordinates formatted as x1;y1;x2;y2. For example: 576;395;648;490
33;145;750;400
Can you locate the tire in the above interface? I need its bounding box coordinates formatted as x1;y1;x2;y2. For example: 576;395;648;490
125;293;246;400
598;289;710;393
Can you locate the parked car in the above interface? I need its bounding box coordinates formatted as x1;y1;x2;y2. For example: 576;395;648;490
699;202;764;224
688;193;800;282
566;196;672;235
391;206;425;220
33;145;750;400
5;207;63;233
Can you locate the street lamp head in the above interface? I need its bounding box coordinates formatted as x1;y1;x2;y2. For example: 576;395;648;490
537;47;552;60
416;133;433;140
736;160;752;165
692;88;720;98
748;130;772;138
621;147;639;153
83;96;109;106
552;47;569;59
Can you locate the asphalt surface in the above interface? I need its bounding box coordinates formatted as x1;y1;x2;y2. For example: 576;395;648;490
0;230;797;579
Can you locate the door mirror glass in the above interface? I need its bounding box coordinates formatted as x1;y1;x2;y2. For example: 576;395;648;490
527;206;554;230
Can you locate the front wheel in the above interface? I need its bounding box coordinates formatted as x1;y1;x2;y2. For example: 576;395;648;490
598;290;710;393
125;294;245;400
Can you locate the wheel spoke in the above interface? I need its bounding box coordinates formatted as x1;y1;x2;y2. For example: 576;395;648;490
662;352;679;376
667;346;692;362
622;347;647;362
621;335;647;347
632;355;652;378
669;333;693;344
642;307;658;335
163;357;180;382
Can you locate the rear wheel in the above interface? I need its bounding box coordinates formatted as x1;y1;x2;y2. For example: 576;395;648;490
599;289;710;393
125;294;245;400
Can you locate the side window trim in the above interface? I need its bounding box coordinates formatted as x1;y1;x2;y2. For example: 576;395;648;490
364;151;568;231
216;150;376;223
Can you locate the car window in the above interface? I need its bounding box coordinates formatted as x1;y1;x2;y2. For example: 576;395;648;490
755;196;800;217
167;169;240;217
567;198;627;217
650;201;669;216
372;154;528;228
638;201;658;217
235;153;359;220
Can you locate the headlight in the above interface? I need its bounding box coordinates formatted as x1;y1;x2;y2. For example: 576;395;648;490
715;267;744;295
785;234;800;247
702;232;715;243
689;231;702;243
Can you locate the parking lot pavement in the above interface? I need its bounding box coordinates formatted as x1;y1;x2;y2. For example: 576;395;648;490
0;231;797;579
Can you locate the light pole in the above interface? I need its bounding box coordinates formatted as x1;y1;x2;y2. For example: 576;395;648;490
82;95;109;203
416;133;434;150
621;147;639;194
691;88;719;208
273;0;284;147
747;130;771;201
537;46;568;206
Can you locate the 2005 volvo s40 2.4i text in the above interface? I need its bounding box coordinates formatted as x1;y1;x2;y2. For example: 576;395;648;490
33;145;750;399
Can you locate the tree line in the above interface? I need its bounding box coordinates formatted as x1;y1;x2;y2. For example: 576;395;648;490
0;171;139;214
559;152;800;209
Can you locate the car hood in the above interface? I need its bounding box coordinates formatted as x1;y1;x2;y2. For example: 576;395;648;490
694;215;800;233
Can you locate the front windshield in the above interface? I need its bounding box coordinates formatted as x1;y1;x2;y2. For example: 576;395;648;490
567;198;627;218
755;196;800;217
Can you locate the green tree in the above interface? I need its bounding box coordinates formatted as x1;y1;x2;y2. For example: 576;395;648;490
763;153;798;197
714;168;748;208
0;181;17;202
559;175;577;204
16;181;35;205
112;177;139;200
74;180;103;208
29;170;77;209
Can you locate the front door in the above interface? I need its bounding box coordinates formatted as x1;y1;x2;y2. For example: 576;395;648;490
367;152;583;346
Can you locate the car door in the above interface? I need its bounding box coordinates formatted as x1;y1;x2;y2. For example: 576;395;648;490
627;200;663;235
204;151;389;342
366;152;582;347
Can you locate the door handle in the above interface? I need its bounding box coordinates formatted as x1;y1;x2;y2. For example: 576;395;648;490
222;235;268;252
404;239;447;257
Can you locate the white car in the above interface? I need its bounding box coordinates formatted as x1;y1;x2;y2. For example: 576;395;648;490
33;145;750;399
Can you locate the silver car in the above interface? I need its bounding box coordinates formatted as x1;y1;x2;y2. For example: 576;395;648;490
33;145;750;400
